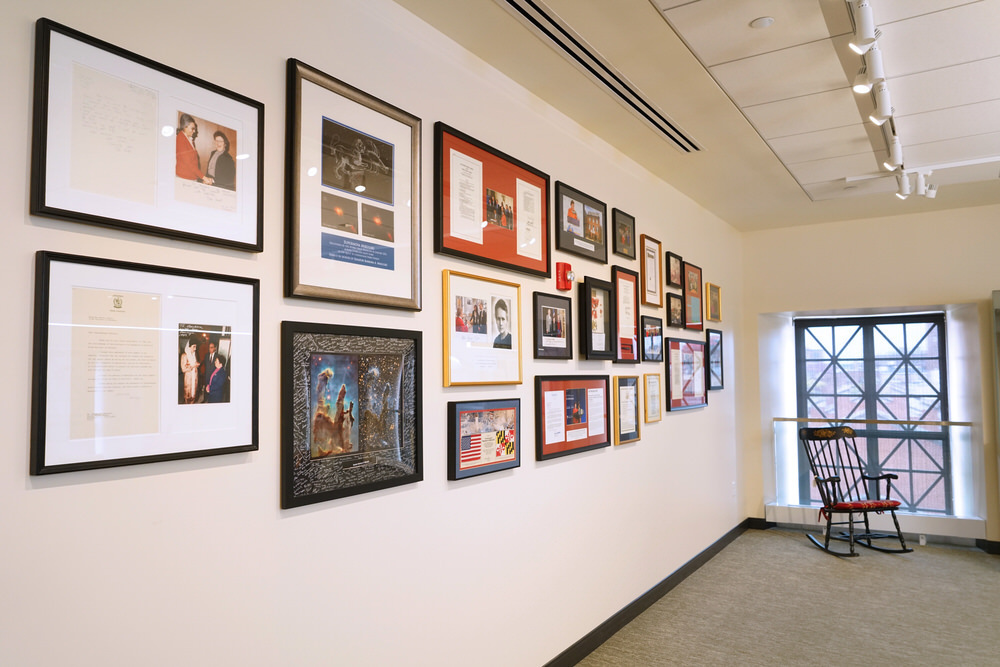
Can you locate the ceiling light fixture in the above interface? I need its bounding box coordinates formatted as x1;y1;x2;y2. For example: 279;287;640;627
869;81;893;125
852;44;885;94
883;134;902;171
915;171;926;196
895;173;911;200
749;16;774;29
848;0;881;54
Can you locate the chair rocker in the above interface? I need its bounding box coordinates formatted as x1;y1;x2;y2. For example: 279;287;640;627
799;426;913;557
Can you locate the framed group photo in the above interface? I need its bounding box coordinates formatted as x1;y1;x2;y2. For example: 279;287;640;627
683;261;703;331
535;375;611;460
707;328;724;390
640;235;663;307
666;337;708;411
447;398;520;480
532;292;573;360
613;375;641;445
30;252;259;475
579;275;615;361
612;209;635;259
286;59;421;310
280;321;422;508
555;182;607;263
31;19;264;251
612;265;640;363
443;270;522;386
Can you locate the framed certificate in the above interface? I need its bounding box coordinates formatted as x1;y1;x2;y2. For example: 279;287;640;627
613;375;641;445
612;265;640;363
443;270;522;386
644;373;663;423
666;337;708;411
640;234;663;307
30;251;259;474
534;375;611;460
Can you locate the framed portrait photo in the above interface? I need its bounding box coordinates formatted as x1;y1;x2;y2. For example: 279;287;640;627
535;375;611;460
30;252;259;475
640;235;663;307
612;209;635;259
533;292;573;360
280;321;422;508
443;270;522;386
667;292;685;329
644;373;663;423
665;337;708;411
707;328;724;390
706;282;722;322
30;19;264;251
579;275;615;361
286;59;421;310
613;376;641;445
434;123;549;277
612;265;640;363
448;398;520;480
665;251;683;288
682;261;703;332
641;315;664;362
555;182;607;264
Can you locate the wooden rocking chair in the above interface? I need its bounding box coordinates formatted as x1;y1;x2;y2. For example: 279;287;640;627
799;426;913;557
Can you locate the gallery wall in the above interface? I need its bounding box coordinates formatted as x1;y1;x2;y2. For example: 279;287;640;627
0;1;745;665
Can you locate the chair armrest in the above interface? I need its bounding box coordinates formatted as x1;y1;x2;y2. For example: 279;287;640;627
862;473;898;481
816;475;841;484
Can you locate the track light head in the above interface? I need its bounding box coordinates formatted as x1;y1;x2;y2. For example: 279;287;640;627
925;184;938;199
896;173;911;199
849;1;880;54
883;135;903;171
853;67;873;94
869;81;893;125
852;44;885;94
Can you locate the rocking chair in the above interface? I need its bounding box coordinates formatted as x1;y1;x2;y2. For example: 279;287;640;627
799;426;913;557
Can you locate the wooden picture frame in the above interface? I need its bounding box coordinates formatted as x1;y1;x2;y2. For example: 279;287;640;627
613;375;641;445
434;123;550;277
665;337;708;411
579;275;615;361
640;235;663;307
641;315;664;362
533;292;573;360
665;251;683;288
286;59;421;310
443;270;522;386
30;19;264;251
535;375;611;460
682;261;703;332
707;328;724;390
555;182;607;264
447;398;520;480
612;208;635;259
612;265;640;363
706;282;722;322
30;251;259;475
280;321;422;508
667;292;686;329
644;373;663;423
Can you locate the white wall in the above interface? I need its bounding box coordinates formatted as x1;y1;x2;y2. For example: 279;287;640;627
0;1;745;665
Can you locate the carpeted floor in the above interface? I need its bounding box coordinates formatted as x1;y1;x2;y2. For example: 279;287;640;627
578;528;1000;666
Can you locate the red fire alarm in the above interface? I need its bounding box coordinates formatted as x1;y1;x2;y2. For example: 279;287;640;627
556;262;575;291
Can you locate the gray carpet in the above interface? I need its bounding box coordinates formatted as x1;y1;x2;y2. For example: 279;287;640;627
579;528;1000;666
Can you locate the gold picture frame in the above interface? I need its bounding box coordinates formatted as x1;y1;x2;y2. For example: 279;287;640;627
613;375;641;445
644;373;662;423
443;270;522;386
706;282;722;322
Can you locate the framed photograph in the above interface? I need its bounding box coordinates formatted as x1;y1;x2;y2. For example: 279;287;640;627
706;282;722;322
644;373;663;423
613;376;641;445
640;235;663;307
280;321;422;508
434;123;549;277
665;337;708;411
30;251;259;475
286;59;420;310
447;398;520;480
535;375;611;460
666;251;683;288
533;292;573;360
612;209;635;259
555;182;607;263
641;315;664;362
683;261;703;332
30;19;263;251
612;265;640;363
667;292;685;329
443;270;522;386
579;276;615;361
707;328;724;390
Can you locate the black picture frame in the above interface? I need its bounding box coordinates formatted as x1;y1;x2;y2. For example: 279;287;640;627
707;328;724;390
30;19;264;252
30;251;260;475
665;251;684;288
579;275;615;361
281;321;422;508
641;315;664;362
533;292;573;359
612;208;635;259
611;265;641;364
683;261;704;332
534;375;611;460
667;292;686;328
555;181;607;263
447;398;520;480
665;337;708;411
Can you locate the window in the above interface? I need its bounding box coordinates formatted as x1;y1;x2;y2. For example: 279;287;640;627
794;314;951;514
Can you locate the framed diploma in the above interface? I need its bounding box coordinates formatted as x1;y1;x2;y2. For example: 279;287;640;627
640;234;663;307
707;328;724;390
447;398;520;480
683;261;703;331
612;265;640;364
579;275;615;361
30;251;259;475
286;59;421;310
612;209;636;259
555;182;607;264
665;337;708;411
280;321;422;508
434;123;550;277
641;315;664;362
644;373;663;423
613;375;641;445
534;375;611;461
30;19;264;251
532;292;573;360
666;251;684;289
443;270;522;386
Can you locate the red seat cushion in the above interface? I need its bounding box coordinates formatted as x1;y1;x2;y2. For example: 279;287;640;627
831;500;901;511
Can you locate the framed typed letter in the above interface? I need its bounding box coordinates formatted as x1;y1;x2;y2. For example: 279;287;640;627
533;292;573;360
30;252;259;475
612;265;640;363
683;261;703;332
667;292;685;329
706;283;722;322
641;315;664;362
535;375;611;460
31;19;263;251
435;123;549;277
447;398;520;480
280;321;422;508
612;209;635;259
665;251;683;288
665;337;708;411
707;328;724;390
286;59;420;310
579;276;615;361
613;376;641;445
555;182;607;263
640;235;663;307
443;270;522;386
644;373;663;423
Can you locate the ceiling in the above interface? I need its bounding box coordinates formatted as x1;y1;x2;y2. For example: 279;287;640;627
394;0;1000;231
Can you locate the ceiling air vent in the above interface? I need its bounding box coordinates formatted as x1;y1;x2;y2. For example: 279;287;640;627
495;0;699;153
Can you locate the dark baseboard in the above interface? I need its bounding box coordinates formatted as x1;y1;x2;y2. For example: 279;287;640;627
976;538;1000;555
544;517;767;667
